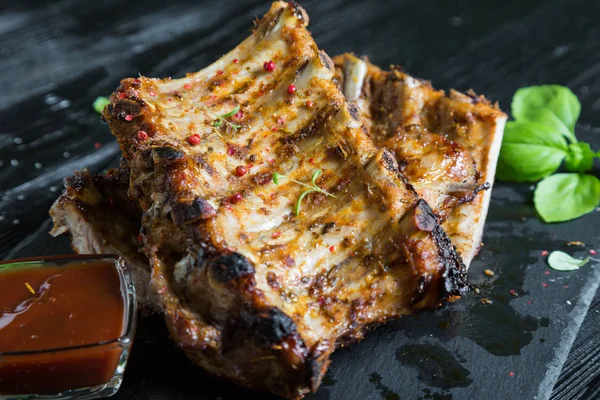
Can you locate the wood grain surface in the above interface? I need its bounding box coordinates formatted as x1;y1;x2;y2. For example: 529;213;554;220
1;0;599;399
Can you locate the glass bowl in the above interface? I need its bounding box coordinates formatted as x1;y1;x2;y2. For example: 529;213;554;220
0;255;137;400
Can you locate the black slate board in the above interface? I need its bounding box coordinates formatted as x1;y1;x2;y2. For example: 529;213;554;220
2;0;600;399
7;168;600;400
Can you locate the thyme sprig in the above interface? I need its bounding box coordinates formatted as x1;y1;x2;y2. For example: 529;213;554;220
273;169;335;215
203;105;242;131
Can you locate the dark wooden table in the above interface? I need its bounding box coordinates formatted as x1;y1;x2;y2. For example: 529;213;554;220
1;0;599;399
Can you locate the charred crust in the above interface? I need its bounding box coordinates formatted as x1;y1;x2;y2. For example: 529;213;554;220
195;154;215;176
413;201;437;232
260;7;284;38
289;1;308;24
107;98;144;121
309;358;321;392
171;197;216;225
65;171;90;193
208;252;255;284
254;308;296;344
434;223;470;296
152;147;185;165
296;59;310;77
308;356;330;392
321;222;335;235
253;172;273;186
458;181;491;205
194;247;205;268
281;105;338;145
318;50;334;73
380;149;400;174
334;142;350;159
347;102;360;121
413;200;470;296
475;181;491;194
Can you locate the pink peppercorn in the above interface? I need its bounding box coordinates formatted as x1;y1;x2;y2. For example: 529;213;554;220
263;60;275;72
287;85;296;94
137;131;148;140
235;166;248;177
229;193;243;204
187;134;201;145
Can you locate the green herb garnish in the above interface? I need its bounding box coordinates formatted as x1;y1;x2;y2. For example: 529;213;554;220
547;251;590;271
0;260;45;272
203;105;242;131
534;173;600;223
497;85;600;222
272;169;335;215
93;96;110;114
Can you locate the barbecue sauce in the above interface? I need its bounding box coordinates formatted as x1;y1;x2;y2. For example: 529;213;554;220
0;260;126;394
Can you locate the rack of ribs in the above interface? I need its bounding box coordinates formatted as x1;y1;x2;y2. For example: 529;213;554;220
50;2;505;398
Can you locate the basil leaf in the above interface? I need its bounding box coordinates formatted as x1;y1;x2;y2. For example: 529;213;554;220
534;173;600;222
547;251;590;271
496;121;568;182
512;85;580;137
565;142;596;173
522;108;575;143
93;96;110;114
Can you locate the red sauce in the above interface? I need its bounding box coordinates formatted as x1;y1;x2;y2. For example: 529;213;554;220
0;260;126;394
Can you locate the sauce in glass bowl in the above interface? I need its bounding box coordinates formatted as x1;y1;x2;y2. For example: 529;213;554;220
0;255;136;398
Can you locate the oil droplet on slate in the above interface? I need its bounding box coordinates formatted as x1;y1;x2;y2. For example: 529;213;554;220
320;373;337;387
422;388;453;400
396;344;472;390
369;373;400;400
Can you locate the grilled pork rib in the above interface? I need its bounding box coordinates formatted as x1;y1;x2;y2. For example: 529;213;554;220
334;54;507;265
49;166;157;308
95;2;468;397
48;3;509;398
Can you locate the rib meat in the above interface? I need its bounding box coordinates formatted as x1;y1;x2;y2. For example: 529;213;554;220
334;54;507;265
49;165;158;307
84;2;470;397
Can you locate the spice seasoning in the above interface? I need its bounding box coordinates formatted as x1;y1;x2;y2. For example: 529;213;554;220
187;134;201;146
235;166;248;177
263;60;276;72
229;193;243;204
137;131;148;140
